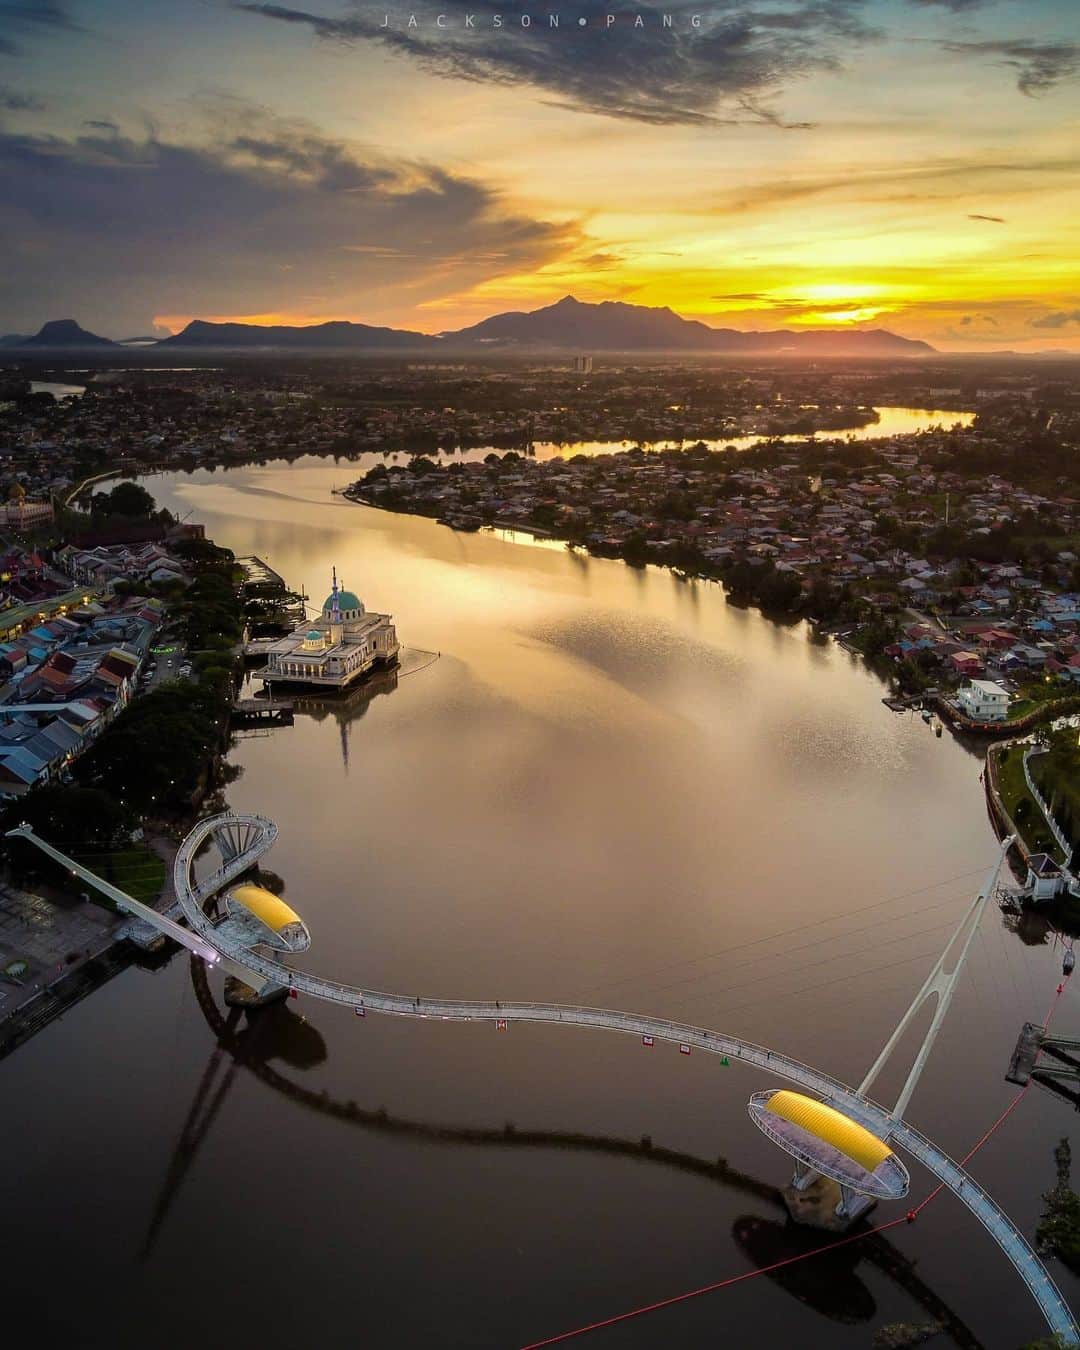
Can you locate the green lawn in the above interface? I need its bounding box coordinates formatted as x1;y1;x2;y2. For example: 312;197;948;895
70;845;167;907
1029;736;1080;861
995;746;1063;859
1008;680;1078;722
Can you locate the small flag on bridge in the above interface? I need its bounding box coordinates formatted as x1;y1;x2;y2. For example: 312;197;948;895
642;1035;654;1047
496;1018;508;1031
355;1006;366;1017
679;1044;691;1056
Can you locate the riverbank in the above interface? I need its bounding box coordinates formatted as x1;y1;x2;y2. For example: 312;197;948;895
984;741;1080;927
0;833;178;1056
0;523;249;1056
938;691;1080;738
346;417;1080;765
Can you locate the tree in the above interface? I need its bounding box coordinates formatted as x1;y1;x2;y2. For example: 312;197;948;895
1;786;133;850
93;481;157;518
74;682;227;813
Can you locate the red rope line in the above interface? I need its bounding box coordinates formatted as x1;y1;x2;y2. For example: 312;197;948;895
520;973;1073;1349
909;1087;1030;1216
519;1215;909;1349
911;973;1071;1215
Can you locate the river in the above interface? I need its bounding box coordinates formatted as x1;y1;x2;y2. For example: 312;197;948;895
29;380;88;399
2;453;1073;1350
524;405;974;460
326;405;974;469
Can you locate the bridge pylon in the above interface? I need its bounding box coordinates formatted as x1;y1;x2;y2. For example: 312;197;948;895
760;837;1014;1231
858;836;1013;1121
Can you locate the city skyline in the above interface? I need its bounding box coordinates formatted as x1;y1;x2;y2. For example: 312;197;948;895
1;0;1078;349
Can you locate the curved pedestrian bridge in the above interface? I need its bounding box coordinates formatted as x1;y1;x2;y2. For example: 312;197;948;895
12;812;1079;1345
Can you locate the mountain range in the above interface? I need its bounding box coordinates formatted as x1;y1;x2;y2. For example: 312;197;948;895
157;317;429;350
1;298;936;356
445;296;934;354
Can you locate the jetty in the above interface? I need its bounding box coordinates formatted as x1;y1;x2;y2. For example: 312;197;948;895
231;698;293;727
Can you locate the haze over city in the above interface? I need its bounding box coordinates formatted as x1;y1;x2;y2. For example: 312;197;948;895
1;0;1078;349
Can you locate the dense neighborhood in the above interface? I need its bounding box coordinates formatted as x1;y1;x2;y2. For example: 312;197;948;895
0;536;203;795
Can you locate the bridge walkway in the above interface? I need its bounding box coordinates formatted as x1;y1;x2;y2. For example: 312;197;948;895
36;809;1065;1348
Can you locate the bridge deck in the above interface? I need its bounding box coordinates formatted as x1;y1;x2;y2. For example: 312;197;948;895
166;812;1080;1344
20;810;1070;1344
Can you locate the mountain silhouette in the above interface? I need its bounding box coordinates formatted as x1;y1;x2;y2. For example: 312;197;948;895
158;318;430;349
5;299;935;355
155;297;934;355
442;295;935;355
22;319;116;348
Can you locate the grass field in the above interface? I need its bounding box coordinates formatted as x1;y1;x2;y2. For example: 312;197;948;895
69;844;167;907
995;745;1063;859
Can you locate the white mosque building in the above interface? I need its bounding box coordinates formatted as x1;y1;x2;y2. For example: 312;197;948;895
256;569;399;691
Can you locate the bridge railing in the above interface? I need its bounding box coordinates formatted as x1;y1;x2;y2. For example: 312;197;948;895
894;1119;1075;1331
173;814;279;922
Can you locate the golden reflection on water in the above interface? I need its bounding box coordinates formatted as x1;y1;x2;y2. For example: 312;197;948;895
153;457;995;1052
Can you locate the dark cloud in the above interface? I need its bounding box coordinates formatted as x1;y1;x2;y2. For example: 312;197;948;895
968;212;1005;223
959;313;998;326
941;39;1080;95
236;1;880;127
907;0;985;9
0;85;42;110
83;118;118;132
0;117;578;332
1030;310;1080;329
703;153;1080;216
712;291;769;300
0;1;80;56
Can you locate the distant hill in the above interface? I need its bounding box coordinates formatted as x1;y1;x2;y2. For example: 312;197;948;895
21;319;116;348
441;295;935;356
3;298;936;356
445;296;721;350
158;318;431;349
0;333;30;348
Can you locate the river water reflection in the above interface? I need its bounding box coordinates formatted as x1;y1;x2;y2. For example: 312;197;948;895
2;453;1074;1350
524;405;974;460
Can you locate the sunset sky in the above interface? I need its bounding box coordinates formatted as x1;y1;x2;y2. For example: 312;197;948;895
1;0;1078;349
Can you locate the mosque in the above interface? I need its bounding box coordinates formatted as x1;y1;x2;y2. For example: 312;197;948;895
256;569;399;691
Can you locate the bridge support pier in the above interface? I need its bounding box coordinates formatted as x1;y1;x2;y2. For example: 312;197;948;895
791;1160;815;1191
836;1183;875;1226
782;1172;877;1232
223;974;290;1009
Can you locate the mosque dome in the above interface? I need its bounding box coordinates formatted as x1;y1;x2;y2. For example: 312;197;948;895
306;629;322;641
323;589;362;613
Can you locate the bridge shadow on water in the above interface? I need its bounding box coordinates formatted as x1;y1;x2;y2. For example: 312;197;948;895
139;956;984;1347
